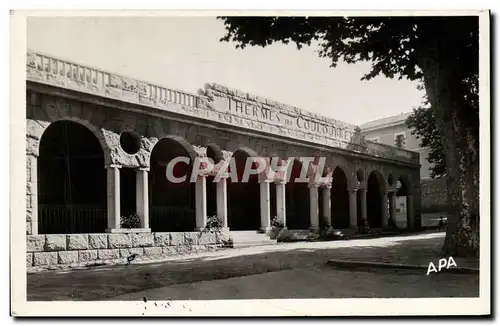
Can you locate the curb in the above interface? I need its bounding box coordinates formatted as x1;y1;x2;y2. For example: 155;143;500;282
327;259;480;274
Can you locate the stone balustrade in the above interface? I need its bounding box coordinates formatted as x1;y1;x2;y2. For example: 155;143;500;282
26;50;419;166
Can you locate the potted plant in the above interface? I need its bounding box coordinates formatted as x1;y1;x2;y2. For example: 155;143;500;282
268;216;285;239
120;213;141;229
199;215;234;248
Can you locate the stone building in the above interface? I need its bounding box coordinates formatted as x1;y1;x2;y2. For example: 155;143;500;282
25;50;421;267
360;113;447;227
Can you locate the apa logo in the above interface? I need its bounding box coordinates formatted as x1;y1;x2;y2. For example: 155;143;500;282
426;256;458;275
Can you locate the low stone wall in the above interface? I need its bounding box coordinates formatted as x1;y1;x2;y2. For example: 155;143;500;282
26;231;225;269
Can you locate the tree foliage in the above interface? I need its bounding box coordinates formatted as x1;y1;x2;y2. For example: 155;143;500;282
219;16;477;82
406;102;446;179
219;15;480;257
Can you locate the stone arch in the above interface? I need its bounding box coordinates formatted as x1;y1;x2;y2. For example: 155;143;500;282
37;120;107;234
286;158;310;230
395;173;413;195
366;170;386;228
367;169;387;192
330;166;350;229
233;146;259;158
30;117;112;165
156;135;197;162
391;173;413;229
227;148;261;230
206;143;223;164
148;135;196;232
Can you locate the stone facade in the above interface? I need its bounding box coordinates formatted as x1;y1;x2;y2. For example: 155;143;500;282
24;51;423;268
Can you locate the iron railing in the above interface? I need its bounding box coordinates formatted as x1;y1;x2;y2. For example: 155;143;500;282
149;206;196;232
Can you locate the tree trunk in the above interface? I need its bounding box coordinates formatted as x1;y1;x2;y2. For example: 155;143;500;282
418;46;480;257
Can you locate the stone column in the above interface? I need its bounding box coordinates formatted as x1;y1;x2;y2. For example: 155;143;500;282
276;182;287;228
216;177;228;229
106;164;121;231
195;175;207;230
389;192;397;226
309;185;319;231
259;181;271;233
27;154;38;235
407;194;415;230
321;187;332;227
359;189;367;221
136;168;150;229
381;191;389;229
348;189;357;228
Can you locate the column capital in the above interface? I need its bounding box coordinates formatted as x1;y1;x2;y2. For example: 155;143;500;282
26;152;39;158
347;187;358;193
137;167;150;172
105;164;121;169
216;173;229;180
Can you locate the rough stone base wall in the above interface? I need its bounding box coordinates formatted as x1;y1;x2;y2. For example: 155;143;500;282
26;231;226;270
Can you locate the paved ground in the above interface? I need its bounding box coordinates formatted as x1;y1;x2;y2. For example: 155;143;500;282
27;232;479;301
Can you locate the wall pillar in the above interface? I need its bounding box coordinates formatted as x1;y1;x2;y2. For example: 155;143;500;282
259;181;271;233
275;182;287;228
321;187;332;227
309;185;319;231
195;176;207;230
136;168;150;229
389;192;397;226
407;194;415;230
381;191;389;229
348;189;357;228
27;154;38;235
216;177;228;229
106;164;121;231
359;189;367;221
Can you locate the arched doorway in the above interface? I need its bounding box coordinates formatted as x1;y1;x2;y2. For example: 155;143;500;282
331;167;350;229
395;176;411;228
38;120;107;234
367;171;385;228
227;149;261;230
149;137;196;232
286;159;310;230
356;169;365;226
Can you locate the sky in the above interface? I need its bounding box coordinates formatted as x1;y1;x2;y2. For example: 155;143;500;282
27;16;426;126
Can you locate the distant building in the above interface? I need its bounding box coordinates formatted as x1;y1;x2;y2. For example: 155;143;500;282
359;112;432;179
360;113;447;227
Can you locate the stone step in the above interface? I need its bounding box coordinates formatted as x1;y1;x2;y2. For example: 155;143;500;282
230;230;276;248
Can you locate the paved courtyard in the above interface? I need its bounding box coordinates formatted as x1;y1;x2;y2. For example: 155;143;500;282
27;232;479;301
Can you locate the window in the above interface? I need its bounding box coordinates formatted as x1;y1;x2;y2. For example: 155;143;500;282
395;133;405;148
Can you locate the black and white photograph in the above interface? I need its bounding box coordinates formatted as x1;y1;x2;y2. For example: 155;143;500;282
9;9;490;317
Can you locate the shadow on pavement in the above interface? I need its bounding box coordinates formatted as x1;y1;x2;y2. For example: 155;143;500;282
27;235;479;301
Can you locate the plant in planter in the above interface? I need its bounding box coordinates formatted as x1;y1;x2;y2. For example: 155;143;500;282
268;216;285;239
199;215;233;248
120;213;141;229
359;218;371;234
